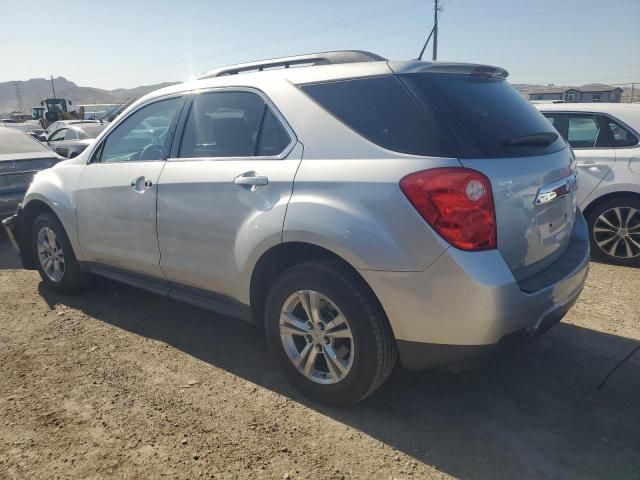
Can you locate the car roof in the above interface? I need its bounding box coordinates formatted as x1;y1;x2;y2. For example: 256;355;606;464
534;103;640;130
124;51;507;116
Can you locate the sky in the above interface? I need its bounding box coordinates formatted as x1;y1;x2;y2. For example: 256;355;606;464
2;0;640;89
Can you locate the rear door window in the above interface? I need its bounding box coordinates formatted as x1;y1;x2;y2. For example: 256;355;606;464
178;91;290;158
301;76;447;156
256;109;290;156
567;116;601;148
49;129;67;142
64;129;79;140
542;113;613;149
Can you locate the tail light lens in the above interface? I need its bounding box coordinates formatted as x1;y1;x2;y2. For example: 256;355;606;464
400;167;497;251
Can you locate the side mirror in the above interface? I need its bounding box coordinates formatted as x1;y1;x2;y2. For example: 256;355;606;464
68;100;72;106
38;134;47;142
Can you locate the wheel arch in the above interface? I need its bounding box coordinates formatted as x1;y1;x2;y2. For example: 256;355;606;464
249;241;394;336
18;199;58;269
582;190;640;221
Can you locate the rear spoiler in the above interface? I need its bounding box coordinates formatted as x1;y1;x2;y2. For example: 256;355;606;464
388;60;509;79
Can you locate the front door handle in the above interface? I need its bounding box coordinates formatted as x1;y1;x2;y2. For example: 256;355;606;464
233;171;268;189
130;176;152;193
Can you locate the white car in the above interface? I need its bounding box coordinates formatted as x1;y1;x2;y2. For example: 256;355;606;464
536;104;640;267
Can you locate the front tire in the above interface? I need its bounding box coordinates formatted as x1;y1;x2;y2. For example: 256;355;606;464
31;212;90;293
587;196;640;267
265;260;397;405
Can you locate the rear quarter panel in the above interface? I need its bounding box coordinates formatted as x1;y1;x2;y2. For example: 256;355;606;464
283;156;459;272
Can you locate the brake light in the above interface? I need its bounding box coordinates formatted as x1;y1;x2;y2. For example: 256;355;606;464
400;168;497;251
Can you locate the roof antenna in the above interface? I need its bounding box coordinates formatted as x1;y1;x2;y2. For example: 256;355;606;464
417;0;444;61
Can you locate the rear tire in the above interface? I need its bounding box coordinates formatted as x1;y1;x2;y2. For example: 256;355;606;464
31;212;90;293
264;259;397;406
587;196;640;267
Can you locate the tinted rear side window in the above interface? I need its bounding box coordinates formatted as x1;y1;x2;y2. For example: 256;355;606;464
400;73;566;158
301;76;447;156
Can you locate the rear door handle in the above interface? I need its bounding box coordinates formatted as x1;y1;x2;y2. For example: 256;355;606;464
233;171;268;189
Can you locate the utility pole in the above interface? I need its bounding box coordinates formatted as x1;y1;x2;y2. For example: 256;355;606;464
432;0;439;61
630;83;635;104
13;82;23;113
50;75;56;99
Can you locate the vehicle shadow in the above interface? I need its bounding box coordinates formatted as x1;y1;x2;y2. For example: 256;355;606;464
38;277;640;480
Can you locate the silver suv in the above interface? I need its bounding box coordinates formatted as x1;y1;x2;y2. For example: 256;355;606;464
3;51;589;405
536;103;640;267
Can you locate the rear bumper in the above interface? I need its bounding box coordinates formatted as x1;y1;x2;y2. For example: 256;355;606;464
395;290;580;370
359;209;590;370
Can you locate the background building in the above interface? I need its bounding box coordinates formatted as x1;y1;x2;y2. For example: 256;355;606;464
528;84;623;102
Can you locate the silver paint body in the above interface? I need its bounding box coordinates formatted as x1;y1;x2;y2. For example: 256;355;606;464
20;59;588;347
536;103;640;210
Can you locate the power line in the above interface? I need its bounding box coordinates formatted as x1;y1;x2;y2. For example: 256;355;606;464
440;0;640;25
19;0;640;83
329;0;640;57
67;2;417;79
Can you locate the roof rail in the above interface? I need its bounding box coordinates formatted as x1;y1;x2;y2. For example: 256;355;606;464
199;50;386;79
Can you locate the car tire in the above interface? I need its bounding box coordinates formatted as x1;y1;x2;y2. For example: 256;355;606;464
587;196;640;267
264;259;397;405
31;212;90;293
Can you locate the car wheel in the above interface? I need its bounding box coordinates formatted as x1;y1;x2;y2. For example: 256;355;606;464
587;196;640;267
265;260;397;405
31;212;90;293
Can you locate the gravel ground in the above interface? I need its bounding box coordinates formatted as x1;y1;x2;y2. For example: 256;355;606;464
0;232;639;479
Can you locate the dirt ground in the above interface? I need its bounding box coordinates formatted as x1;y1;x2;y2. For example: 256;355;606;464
0;232;638;480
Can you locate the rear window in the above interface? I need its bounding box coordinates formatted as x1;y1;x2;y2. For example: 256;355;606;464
79;125;106;139
0;128;49;155
301;76;447;156
400;73;567;158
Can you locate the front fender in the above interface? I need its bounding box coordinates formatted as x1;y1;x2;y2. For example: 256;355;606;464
22;162;86;261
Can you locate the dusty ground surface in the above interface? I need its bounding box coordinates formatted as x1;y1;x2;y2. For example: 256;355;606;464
0;232;639;480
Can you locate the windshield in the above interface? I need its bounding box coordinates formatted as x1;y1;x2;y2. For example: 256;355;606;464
45;99;68;113
399;73;566;158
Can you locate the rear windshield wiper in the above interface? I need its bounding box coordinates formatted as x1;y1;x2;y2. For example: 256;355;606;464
503;132;558;147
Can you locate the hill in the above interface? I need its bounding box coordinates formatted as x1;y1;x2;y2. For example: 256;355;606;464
0;77;178;114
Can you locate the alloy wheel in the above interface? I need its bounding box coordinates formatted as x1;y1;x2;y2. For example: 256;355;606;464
279;290;355;385
593;207;640;259
36;226;65;282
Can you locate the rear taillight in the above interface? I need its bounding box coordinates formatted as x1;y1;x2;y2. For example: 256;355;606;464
400;168;497;251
